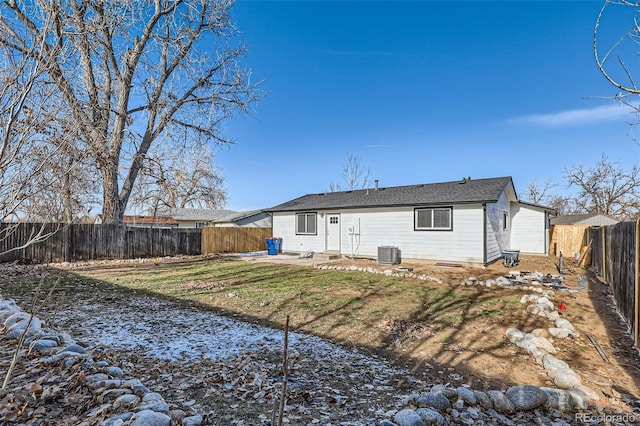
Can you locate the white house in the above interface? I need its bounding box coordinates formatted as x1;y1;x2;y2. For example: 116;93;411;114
157;208;238;228
212;209;272;228
266;176;554;265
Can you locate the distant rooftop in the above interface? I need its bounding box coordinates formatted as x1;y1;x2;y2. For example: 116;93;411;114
214;209;265;223
158;208;238;221
550;213;619;226
122;215;178;226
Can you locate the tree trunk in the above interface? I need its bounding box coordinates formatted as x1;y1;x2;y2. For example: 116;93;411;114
62;154;74;223
63;170;73;223
101;166;124;224
0;1;258;223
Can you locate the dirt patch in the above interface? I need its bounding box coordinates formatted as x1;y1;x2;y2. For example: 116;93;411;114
1;253;639;424
320;254;640;403
56;254;640;402
585;274;640;404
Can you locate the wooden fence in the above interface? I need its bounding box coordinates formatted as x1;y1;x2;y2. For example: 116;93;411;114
0;223;201;263
201;227;272;254
549;224;591;257
591;221;639;348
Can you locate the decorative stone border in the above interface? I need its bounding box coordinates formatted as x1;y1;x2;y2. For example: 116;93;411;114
314;264;443;283
0;293;202;426
310;267;617;425
2;264;628;426
385;383;578;426
505;286;601;406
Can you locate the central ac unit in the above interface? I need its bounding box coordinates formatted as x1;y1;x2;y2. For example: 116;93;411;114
378;246;399;265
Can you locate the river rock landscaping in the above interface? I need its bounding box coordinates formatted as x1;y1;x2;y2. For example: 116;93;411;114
1;257;639;425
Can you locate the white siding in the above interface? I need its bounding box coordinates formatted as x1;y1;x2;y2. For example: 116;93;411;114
272;205;486;263
485;188;514;263
510;203;548;254
272;212;327;253
485;212;500;264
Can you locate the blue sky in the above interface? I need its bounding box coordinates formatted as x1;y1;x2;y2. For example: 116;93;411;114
217;1;640;211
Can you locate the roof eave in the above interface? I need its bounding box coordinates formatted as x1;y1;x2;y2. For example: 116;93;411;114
516;199;556;214
266;199;500;213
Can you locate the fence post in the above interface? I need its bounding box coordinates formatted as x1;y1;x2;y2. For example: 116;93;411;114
558;251;563;274
602;225;606;283
635;219;639;347
65;224;73;263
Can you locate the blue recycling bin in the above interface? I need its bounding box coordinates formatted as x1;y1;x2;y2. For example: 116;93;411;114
265;238;277;255
274;237;282;253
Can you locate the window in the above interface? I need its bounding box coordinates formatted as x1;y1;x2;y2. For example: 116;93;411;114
195;221;207;228
296;212;317;235
503;211;510;231
415;207;452;230
329;216;338;224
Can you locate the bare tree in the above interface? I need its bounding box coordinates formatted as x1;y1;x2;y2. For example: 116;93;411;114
564;154;640;218
329;153;372;192
0;33;50;221
525;178;581;215
18;151;100;223
0;0;261;224
328;180;344;192
0;12;85;253
593;0;640;142
526;178;558;205
129;141;226;214
594;1;640;96
546;195;578;216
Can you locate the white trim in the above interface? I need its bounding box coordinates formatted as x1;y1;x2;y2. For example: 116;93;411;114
295;212;317;235
415;207;453;231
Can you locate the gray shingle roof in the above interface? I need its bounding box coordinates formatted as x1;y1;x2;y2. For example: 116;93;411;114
159;208;238;221
267;177;514;212
550;213;618;225
214;209;264;223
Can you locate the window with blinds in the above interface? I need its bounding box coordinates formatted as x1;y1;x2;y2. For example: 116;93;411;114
415;207;452;231
296;212;317;235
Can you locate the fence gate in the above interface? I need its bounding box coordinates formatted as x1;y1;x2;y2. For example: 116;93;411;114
549;224;591;258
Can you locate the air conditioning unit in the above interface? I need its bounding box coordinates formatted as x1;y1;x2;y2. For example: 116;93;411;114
378;246;399;265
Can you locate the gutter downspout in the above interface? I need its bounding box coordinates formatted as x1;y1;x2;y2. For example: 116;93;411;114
483;203;488;266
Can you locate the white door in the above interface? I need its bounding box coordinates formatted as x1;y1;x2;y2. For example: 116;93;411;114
326;214;340;252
